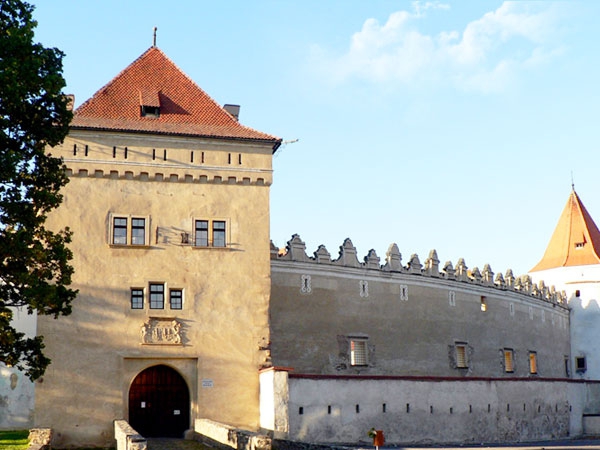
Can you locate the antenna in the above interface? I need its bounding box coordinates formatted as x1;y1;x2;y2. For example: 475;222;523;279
571;171;575;190
153;27;157;47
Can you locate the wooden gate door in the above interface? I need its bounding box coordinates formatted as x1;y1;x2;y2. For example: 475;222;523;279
129;365;190;437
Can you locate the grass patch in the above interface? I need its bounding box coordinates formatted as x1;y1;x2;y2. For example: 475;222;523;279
0;430;29;450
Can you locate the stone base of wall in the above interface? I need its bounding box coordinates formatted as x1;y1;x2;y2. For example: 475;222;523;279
27;428;52;450
194;419;271;450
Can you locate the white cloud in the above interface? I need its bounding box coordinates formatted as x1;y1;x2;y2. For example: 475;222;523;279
312;1;565;93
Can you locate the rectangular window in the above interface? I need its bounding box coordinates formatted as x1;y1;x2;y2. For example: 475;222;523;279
350;339;368;366
131;218;146;245
529;351;538;374
504;349;514;373
170;289;183;310
131;288;144;309
456;344;468;368
195;220;209;247
111;214;149;246
213;221;226;247
194;219;228;247
576;356;587;372
113;217;128;245
149;283;165;309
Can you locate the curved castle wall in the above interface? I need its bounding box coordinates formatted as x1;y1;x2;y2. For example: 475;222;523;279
267;235;575;444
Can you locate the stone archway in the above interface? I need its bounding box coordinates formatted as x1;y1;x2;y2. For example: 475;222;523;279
129;364;190;437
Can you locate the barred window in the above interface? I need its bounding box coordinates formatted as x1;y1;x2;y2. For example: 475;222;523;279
350;339;368;366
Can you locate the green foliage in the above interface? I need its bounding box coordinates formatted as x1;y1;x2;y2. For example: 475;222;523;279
0;430;29;450
0;1;76;380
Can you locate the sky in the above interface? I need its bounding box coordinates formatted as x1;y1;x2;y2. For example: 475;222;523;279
30;1;600;278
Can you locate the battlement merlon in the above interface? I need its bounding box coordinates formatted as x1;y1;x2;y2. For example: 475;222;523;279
271;234;568;307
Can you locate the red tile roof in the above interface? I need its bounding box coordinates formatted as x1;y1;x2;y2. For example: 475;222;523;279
530;189;600;272
72;47;281;150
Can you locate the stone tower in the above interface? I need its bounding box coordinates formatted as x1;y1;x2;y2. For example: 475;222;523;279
530;188;600;380
36;47;280;447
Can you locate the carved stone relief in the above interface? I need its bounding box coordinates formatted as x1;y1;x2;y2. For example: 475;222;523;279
141;318;182;345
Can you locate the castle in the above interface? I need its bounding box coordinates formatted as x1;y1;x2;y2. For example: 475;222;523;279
2;46;600;447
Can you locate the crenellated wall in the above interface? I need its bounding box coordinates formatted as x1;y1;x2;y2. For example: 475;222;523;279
273;234;567;305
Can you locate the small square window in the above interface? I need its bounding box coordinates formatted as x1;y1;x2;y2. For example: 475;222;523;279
170;289;183;310
576;356;587;372
131;288;144;309
504;349;514;373
350;339;368;366
149;283;165;309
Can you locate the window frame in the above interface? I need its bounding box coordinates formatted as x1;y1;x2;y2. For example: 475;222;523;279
110;214;150;247
131;288;144;309
149;283;165;309
169;288;183;310
193;218;229;248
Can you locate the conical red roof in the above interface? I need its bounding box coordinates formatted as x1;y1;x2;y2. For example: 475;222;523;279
530;189;600;272
71;47;280;149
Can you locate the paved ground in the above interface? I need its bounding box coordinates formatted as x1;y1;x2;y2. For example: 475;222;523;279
147;438;211;450
146;438;600;450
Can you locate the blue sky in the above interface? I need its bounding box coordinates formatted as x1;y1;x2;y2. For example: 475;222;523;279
31;1;600;278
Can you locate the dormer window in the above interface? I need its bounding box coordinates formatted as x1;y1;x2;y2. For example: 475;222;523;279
139;89;161;118
141;105;160;118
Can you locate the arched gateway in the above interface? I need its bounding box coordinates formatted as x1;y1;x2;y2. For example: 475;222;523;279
129;365;190;437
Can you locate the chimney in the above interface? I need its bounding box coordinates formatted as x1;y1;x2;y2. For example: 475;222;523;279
223;104;240;121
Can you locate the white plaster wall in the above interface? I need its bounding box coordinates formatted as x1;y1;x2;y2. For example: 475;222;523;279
532;265;600;381
286;377;583;445
259;369;289;437
0;308;36;429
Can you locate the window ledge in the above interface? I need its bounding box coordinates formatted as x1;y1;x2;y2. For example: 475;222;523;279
191;245;233;250
109;244;153;249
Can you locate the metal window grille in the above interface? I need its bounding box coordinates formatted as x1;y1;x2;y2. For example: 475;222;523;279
350;340;368;366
